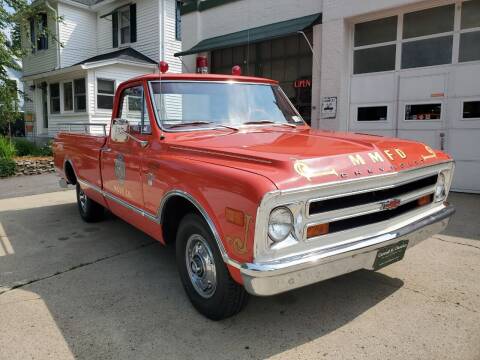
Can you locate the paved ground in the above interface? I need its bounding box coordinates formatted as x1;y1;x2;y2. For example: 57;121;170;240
0;175;479;360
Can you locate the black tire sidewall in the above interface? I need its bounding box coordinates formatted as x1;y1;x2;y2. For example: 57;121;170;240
176;213;242;319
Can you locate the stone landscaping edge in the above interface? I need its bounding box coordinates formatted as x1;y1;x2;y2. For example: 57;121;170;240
14;157;55;176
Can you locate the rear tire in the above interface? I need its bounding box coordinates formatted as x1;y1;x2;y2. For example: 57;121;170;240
176;213;248;320
76;183;104;222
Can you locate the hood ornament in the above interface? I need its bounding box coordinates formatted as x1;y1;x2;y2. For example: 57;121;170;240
294;160;338;181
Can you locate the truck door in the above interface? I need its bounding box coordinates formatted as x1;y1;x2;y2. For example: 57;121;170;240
102;83;151;216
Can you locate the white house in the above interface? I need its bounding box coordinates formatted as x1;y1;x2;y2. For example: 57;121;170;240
22;0;182;139
179;0;480;193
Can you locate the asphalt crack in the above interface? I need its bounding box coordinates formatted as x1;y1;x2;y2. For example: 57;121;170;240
432;236;480;250
0;241;155;296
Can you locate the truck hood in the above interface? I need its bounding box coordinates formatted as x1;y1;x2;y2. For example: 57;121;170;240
168;127;450;190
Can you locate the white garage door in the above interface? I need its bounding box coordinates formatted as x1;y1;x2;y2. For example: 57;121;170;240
348;1;480;193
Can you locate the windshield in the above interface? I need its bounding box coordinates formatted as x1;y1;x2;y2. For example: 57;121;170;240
149;81;305;130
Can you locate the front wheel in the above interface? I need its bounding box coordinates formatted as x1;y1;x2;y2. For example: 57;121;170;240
76;183;104;222
176;213;248;320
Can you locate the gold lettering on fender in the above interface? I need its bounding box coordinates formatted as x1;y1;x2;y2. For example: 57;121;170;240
226;214;252;256
421;145;437;160
384;149;394;160
294;161;338;181
368;152;385;163
348;154;366;166
395;148;407;159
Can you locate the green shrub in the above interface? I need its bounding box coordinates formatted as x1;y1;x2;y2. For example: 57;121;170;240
0;158;16;177
0;137;16;160
37;141;53;156
13;138;38;156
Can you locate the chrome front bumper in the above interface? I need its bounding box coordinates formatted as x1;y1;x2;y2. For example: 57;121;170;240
240;204;455;296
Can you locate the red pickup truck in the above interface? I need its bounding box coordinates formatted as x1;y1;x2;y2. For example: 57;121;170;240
53;70;455;320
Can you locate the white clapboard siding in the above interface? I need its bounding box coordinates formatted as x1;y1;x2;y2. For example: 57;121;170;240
22;11;58;77
58;2;98;67
163;0;182;73
96;0;160;62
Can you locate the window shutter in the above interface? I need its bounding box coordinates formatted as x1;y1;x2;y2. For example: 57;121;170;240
130;4;137;43
112;11;118;48
29;18;35;52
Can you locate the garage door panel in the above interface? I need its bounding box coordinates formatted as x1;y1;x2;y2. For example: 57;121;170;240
349;102;395;131
451;64;480;97
397;130;439;149
450;161;480;193
399;73;446;101
447;129;480;160
350;73;396;103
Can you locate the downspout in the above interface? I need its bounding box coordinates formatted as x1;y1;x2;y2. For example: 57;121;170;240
45;1;61;69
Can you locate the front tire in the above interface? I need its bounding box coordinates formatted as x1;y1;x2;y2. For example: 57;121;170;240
176;213;248;320
76;183;104;222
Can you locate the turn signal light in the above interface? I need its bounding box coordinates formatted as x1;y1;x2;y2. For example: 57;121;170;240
225;207;245;226
417;194;433;207
307;223;329;239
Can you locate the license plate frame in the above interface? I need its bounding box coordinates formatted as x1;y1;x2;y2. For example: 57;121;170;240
373;240;409;270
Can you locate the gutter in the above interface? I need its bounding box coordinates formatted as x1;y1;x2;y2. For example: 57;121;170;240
45;1;61;69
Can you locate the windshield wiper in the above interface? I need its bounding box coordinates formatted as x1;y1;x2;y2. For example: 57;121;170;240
243;120;297;128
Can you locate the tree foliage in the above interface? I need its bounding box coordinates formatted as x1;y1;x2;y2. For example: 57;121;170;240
0;0;61;133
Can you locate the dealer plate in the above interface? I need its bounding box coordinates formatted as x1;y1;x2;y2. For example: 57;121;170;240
373;240;409;271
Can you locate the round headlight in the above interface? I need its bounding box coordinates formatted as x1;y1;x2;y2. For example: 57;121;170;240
434;172;446;202
268;207;294;243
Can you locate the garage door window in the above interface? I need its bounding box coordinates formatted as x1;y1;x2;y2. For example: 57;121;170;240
460;0;480;62
463;101;480;119
353;17;397;74
401;5;454;69
405;103;441;120
357;106;388;121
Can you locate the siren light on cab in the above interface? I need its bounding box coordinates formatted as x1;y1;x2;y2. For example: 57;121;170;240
232;65;242;76
159;61;169;73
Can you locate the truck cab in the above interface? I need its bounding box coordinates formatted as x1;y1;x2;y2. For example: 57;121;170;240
53;68;455;320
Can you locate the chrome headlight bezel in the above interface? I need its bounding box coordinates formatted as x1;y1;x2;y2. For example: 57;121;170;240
268;206;294;243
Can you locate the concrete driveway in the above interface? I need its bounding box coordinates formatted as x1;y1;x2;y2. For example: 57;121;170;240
0;175;479;360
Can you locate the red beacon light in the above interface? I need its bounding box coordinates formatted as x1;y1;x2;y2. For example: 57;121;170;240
232;65;242;76
159;61;169;74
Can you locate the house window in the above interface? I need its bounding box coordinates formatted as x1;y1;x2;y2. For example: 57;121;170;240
459;0;480;62
175;0;182;41
118;85;151;134
405;103;442;120
353;17;397;74
29;13;48;52
357;106;388;121
63;82;73;111
49;83;60;114
112;4;137;47
74;78;86;112
97;79;115;109
463;100;480;119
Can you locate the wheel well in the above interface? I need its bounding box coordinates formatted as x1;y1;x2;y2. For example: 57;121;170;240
64;162;77;185
161;195;201;245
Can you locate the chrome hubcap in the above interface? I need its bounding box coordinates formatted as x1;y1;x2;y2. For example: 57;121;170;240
185;234;217;298
79;189;87;212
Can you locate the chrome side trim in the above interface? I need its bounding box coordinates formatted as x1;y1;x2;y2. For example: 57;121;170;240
77;179;242;269
158;190;242;269
77;179;160;224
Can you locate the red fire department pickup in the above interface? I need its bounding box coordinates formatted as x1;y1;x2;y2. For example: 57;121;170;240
53;67;455;320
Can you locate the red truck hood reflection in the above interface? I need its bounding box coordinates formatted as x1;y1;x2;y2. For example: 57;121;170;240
168;127;450;190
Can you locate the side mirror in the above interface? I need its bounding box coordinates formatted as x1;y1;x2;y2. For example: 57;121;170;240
111;119;129;143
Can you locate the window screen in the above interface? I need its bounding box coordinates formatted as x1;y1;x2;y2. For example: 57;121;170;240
354;17;397;47
354;45;396;74
357;106;388;121
97;79;115;109
463;101;480;118
49;83;60;114
403;5;455;39
74;78;86;112
405;103;442;120
459;31;480;62
401;36;453;69
63;82;73;111
461;0;480;29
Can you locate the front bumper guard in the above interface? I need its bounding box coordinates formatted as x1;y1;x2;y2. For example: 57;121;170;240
240;205;455;296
